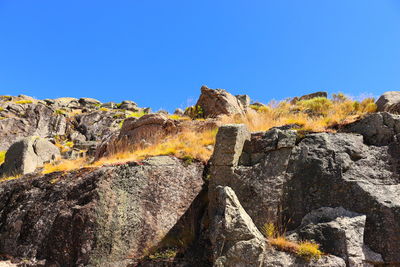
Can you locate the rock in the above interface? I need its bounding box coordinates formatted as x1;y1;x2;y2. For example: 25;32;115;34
299;92;328;101
119;100;138;111
209;186;266;266
53;97;80;109
209;122;400;263
0;137;60;177
376;91;400;113
342;112;400;146
101;102;117;109
75;111;122;141
78;98;101;107
283;133;400;262
195;85;248;118
235;94;251;109
95;114;179;159
157;110;169;115
0;104;66;151
289;207;383;266
208;186;346;267
211;124;250;166
173;108;184;115
0;156;204;266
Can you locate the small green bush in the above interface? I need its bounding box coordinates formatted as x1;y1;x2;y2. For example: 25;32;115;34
184;105;204;119
296;97;333;115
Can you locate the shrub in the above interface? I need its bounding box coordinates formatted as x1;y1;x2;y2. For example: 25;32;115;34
296;97;333;115
55;109;66;115
14;100;33;104
184;105;204;119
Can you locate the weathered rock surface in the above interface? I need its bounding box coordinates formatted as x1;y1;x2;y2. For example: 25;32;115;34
288;207;383;266
0;103;66;151
0;137;60;177
209;122;400;264
376;91;400;113
342;112;400;146
0;156;204;266
209;186;346;267
195;85;248;118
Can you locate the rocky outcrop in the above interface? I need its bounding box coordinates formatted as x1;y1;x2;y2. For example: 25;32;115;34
0;137;60;177
288;207;383;266
376;91;400;113
342;112;400;146
194;85;248;118
0;156;204;266
209;186;346;267
209;123;400;264
0;103;66;151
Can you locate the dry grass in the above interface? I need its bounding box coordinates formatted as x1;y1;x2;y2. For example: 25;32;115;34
0;175;21;183
0;151;6;165
263;222;322;261
94;128;217;166
42;157;89;174
14;100;33;104
224;96;376;132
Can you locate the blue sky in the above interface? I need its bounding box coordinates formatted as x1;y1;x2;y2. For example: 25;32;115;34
1;1;400;111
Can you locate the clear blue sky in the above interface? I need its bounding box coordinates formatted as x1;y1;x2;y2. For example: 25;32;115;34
1;1;400;111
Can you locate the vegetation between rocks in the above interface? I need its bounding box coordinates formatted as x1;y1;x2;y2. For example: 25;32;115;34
263;223;322;261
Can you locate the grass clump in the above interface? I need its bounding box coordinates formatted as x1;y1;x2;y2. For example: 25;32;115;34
168;114;190;120
127;111;146;118
263;222;322;262
54;109;67;115
14;100;33;104
0;107;4;112
42;157;88;174
0;151;6;164
0;175;22;183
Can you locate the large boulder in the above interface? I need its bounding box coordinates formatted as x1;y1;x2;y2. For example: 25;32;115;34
0;156;204;266
289;207;383;266
0;137;60;177
193;85;248;118
342;112;400;146
376;91;400;113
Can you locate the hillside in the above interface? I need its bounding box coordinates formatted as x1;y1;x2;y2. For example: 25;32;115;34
0;87;399;266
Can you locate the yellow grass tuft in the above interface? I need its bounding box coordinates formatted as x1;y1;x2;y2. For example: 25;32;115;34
297;241;322;261
42;157;88;174
0;175;21;183
0;151;6;165
14;100;33;104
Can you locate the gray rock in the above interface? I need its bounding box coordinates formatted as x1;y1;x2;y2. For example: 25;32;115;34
209;186;266;267
101;102;117;109
211;124;250;166
0;157;204;266
236;94;251;109
0;104;66;151
0;137;60;177
78;98;101;106
119;100;138;111
289;207;383;266
342;112;400;146
376;91;400;113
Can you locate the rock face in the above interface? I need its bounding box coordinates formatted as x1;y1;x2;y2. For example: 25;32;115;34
0;156;204;266
195;85;248;118
342;112;400;146
209;186;266;266
376;91;400;113
0;137;60;177
289;207;383;266
0;103;66;151
209;122;400;264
